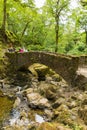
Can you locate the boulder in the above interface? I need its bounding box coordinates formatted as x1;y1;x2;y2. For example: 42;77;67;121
52;98;66;108
54;104;73;125
75;74;87;90
13;97;21;108
38;82;57;100
26;92;51;109
78;105;87;125
28;63;49;80
37;122;72;130
0;90;4;96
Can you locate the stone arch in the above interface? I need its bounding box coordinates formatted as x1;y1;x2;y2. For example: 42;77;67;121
5;51;79;85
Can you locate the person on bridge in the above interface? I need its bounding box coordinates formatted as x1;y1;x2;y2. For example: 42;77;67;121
19;46;28;53
19;48;24;53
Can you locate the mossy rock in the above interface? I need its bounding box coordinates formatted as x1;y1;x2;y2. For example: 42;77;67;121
45;89;56;100
78;105;87;125
37;122;72;130
0;95;14;123
84;83;87;91
54;105;73;126
37;122;57;130
28;63;49;79
0;90;4;97
38;82;58;99
52;74;62;82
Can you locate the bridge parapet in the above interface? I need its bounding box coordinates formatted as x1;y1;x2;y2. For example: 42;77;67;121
5;51;79;85
78;55;87;67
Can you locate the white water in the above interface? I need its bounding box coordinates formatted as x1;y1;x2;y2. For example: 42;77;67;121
35;114;45;123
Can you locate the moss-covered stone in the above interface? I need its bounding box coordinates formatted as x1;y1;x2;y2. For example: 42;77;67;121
37;122;72;130
5;51;79;85
38;82;57;100
0;90;4;97
0;95;14;123
78;106;87;125
53;104;74;126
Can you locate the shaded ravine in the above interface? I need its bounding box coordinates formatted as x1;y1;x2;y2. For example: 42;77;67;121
0;63;87;130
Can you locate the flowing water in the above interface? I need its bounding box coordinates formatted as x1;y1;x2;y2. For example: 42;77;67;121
35;114;45;123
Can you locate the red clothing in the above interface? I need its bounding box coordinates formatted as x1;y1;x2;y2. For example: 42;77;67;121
19;49;24;53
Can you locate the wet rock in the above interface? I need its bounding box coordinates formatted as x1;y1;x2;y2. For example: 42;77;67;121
78;105;87;125
20;110;28;118
28;63;49;80
0;94;14;124
37;122;72;130
28;124;38;130
26;92;51;109
38;82;57;100
75;74;87;90
44;109;54;120
23;88;34;95
13;97;21;108
52;98;66;108
46;73;62;83
52;74;62;82
0;90;4;96
37;122;56;130
77;93;84;101
53;104;73;125
3;125;30;130
0;79;5;88
28;65;38;77
82;98;87;105
45;89;56;100
67;101;78;109
45;76;53;83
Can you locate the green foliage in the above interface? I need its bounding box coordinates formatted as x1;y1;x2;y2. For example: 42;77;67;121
78;44;85;51
65;42;74;52
65;42;87;55
27;44;45;51
0;0;87;56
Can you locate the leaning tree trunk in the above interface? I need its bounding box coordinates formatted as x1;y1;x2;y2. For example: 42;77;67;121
20;21;30;42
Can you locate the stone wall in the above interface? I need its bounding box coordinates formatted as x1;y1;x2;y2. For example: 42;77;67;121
5;51;79;85
79;55;87;67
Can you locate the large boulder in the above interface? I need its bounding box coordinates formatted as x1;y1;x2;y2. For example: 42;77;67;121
28;63;49;80
54;104;73;126
24;88;51;109
38;82;57;100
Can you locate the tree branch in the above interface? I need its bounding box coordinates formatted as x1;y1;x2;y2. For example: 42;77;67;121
20;20;32;41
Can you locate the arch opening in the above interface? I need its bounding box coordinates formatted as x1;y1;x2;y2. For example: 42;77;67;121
18;63;65;83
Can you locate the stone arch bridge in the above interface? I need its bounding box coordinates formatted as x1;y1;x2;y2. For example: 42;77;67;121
5;51;79;85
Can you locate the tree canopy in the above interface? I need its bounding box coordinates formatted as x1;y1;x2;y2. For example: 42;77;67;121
0;0;87;55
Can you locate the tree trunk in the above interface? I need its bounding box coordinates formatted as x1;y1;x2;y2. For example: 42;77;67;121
55;16;59;52
1;0;7;42
20;22;29;42
2;0;7;33
86;31;87;46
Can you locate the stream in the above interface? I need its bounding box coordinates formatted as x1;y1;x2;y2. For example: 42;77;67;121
0;64;87;130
